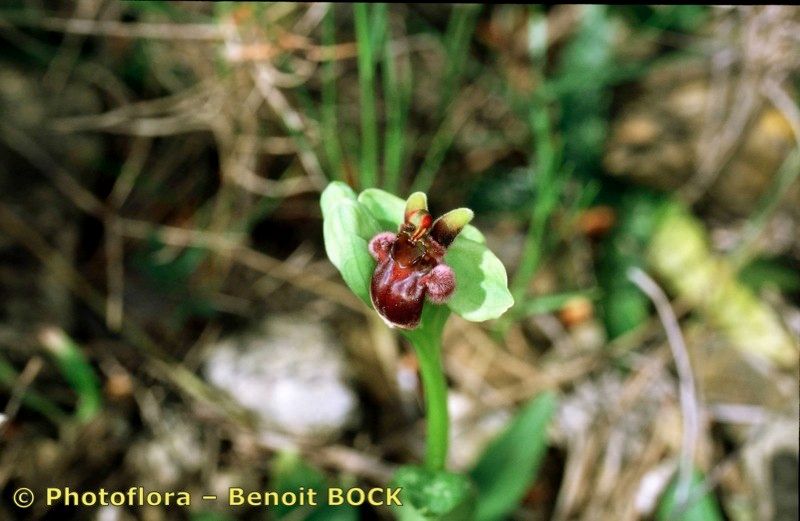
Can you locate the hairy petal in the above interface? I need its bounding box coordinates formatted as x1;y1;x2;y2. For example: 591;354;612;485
369;232;396;261
423;264;456;304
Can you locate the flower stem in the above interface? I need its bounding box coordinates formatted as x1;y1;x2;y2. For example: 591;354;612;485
404;305;451;471
414;334;448;470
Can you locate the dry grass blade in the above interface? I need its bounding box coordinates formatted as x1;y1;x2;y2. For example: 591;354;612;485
627;267;701;511
0;13;223;41
0;357;44;435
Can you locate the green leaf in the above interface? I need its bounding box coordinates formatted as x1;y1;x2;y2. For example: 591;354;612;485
269;451;358;520
356;187;403;227
133;241;207;291
597;189;667;338
470;391;557;521
656;469;724;521
390;465;476;520
616;6;709;33
321;182;381;305
270;451;328;519
554;4;614;178
445;235;514;322
738;256;800;293
356;188;512;321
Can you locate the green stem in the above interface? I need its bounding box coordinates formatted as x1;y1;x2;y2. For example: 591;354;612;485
403;305;451;471
414;334;448;471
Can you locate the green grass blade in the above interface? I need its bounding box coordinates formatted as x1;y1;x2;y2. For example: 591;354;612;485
409;116;459;194
321;4;346;182
411;5;480;193
439;5;481;121
510;103;562;303
354;3;379;189
39;327;102;423
517;288;601;317
382;7;410;193
371;3;388;54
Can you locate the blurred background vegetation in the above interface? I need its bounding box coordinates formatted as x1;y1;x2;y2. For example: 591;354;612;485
0;3;798;520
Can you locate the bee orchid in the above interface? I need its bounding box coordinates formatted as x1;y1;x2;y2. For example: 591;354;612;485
368;192;473;329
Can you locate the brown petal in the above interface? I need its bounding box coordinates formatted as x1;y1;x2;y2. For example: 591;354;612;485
430;208;473;247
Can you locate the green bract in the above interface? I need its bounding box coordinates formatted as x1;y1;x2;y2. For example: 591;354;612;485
321;181;514;323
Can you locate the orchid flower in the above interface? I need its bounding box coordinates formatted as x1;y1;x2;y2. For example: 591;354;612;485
368;193;473;329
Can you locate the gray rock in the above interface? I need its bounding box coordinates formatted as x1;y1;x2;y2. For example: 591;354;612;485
204;315;359;442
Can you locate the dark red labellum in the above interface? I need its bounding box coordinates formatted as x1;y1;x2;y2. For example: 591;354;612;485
368;193;472;329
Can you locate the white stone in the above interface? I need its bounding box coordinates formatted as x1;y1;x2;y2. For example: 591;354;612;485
204;314;358;441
